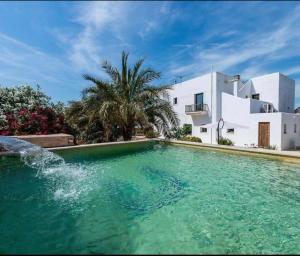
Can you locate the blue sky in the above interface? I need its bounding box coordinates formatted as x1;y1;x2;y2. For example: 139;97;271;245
0;1;300;106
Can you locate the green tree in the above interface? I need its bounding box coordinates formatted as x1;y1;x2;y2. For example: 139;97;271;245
68;51;178;141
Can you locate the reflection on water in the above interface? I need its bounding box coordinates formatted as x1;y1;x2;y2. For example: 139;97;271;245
105;166;188;216
1;142;300;254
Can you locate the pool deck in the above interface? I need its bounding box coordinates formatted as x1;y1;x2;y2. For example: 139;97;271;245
165;139;300;163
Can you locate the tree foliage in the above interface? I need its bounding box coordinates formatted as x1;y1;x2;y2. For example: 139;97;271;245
66;51;178;142
0;85;66;135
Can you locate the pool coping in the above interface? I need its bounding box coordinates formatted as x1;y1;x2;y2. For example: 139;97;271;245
49;138;159;151
0;138;159;156
163;139;300;163
1;137;300;163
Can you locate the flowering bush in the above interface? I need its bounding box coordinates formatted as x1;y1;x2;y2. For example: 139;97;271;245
0;85;66;135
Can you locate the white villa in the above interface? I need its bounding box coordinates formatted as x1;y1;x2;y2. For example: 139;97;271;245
166;72;300;150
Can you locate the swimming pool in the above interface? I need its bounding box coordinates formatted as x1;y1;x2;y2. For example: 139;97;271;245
1;141;300;254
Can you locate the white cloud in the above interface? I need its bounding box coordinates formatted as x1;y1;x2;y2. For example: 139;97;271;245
137;2;179;40
284;67;300;76
138;20;159;40
168;5;300;81
0;2;181;102
0;33;83;102
58;1;181;72
66;2;129;72
1;1;299;104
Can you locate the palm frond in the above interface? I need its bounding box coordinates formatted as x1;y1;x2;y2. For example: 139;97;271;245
70;51;178;142
102;61;121;83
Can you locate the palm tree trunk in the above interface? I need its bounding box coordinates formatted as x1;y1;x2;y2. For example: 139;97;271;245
122;125;134;141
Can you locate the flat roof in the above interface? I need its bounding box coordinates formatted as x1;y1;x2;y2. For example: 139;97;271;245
171;70;293;87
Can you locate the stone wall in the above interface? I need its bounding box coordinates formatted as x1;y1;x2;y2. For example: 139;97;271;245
13;133;74;148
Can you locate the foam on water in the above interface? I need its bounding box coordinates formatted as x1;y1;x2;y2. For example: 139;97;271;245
0;136;64;172
53;188;79;200
0;136;89;201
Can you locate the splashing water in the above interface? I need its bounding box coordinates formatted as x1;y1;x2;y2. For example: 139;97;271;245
0;136;91;201
0;136;65;175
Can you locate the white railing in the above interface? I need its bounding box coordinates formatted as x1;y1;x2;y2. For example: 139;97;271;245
185;104;208;113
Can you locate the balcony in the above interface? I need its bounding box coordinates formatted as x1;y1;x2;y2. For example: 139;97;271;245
185;104;208;115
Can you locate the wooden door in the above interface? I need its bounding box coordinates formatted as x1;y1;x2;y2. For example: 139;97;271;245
258;122;270;148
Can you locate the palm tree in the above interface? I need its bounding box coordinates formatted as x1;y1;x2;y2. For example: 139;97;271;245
71;51;178;141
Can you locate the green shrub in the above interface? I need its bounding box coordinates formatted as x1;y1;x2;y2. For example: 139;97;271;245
218;137;234;146
182;124;192;135
180;135;202;143
166;127;183;139
134;127;144;136
266;144;277;150
145;130;160;138
0;85;66;136
167;124;193;139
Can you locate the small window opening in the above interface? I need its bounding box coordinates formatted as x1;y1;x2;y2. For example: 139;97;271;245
227;128;234;133
200;127;207;133
252;94;260;100
284;124;287;134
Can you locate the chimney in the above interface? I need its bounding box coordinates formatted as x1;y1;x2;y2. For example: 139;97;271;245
233;75;240;96
233;75;240;81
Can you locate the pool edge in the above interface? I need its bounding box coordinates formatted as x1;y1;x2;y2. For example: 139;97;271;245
2;138;300;164
0;138;159;156
164;139;300;164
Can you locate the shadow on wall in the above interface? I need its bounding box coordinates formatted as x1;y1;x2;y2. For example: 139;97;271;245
191;114;211;126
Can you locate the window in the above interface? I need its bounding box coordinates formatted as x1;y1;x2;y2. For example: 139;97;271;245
195;93;204;111
173;97;177;105
294;124;297;133
162;92;168;100
284;124;287;134
227;128;234;133
183;124;192;135
195;93;204;105
252;94;260;100
200;127;207;133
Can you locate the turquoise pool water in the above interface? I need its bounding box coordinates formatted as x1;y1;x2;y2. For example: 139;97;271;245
0;142;300;254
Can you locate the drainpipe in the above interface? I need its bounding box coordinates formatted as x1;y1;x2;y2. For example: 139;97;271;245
233;74;240;96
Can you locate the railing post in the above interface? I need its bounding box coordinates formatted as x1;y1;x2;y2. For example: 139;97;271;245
185;104;207;113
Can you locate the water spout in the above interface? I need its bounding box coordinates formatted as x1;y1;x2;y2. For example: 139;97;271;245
0;136;65;175
0;136;93;201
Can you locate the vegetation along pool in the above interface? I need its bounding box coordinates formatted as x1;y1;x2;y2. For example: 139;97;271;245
0;141;300;254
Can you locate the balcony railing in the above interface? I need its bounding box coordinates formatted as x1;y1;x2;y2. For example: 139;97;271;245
185;104;208;113
259;103;277;113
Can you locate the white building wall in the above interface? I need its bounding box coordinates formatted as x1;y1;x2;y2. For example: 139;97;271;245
249;98;274;113
250;73;280;111
221;93;282;148
249;72;295;113
248;113;283;149
237;80;252;99
167;73;214;143
168;71;298;150
221;93;300;150
281;113;300;149
279;74;295;113
215;72;234;122
249;113;300;150
221;93;252;146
